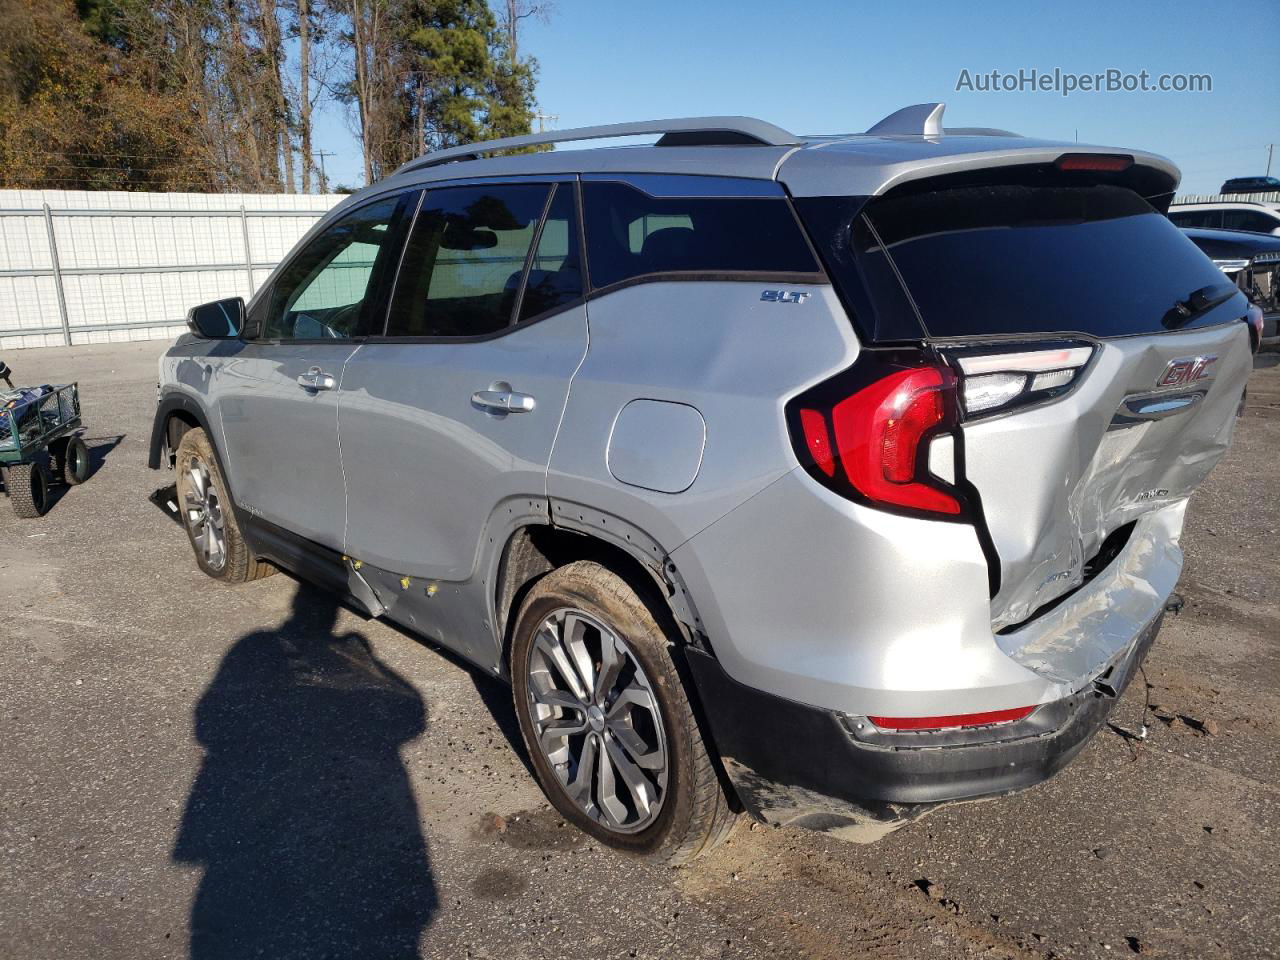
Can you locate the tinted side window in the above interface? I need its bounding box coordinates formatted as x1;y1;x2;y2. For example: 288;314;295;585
519;184;583;322
265;195;401;340
1169;210;1219;229
1221;210;1279;233
386;183;550;338
582;181;820;289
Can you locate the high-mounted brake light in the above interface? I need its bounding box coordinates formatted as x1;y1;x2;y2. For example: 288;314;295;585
1055;153;1134;173
792;364;962;517
868;705;1035;731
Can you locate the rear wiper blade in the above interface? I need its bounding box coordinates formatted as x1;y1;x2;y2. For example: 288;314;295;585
1166;282;1238;326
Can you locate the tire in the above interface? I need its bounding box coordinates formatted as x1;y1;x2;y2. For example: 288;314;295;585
173;427;273;583
510;561;738;864
6;461;49;518
63;437;90;485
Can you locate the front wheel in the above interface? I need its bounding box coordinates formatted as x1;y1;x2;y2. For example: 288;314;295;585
510;561;738;864
173;427;273;583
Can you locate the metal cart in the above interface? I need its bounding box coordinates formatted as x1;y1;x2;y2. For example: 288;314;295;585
0;382;90;517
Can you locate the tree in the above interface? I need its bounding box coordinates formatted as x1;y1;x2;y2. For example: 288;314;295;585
1;0;547;192
399;1;539;158
496;0;550;67
0;0;207;190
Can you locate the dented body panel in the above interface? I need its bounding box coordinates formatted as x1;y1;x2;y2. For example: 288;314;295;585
965;320;1251;632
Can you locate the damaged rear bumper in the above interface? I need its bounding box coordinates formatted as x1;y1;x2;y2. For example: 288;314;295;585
685;611;1163;842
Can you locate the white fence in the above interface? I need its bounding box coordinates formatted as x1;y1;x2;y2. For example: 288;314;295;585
1174;191;1280;204
0;190;344;351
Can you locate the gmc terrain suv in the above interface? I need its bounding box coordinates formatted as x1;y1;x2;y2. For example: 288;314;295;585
150;103;1253;863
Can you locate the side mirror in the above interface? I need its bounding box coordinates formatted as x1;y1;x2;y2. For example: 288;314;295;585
187;298;245;339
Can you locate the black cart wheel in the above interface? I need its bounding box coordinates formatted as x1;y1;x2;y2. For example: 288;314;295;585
6;461;49;518
63;437;90;485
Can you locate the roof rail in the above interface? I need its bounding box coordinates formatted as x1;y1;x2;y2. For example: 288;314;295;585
864;102;946;137
394;116;802;175
945;126;1022;138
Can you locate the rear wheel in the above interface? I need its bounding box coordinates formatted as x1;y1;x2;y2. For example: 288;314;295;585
62;437;90;485
510;561;737;864
174;427;273;583
6;461;49;518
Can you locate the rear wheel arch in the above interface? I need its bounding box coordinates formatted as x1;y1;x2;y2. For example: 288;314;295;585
493;519;706;677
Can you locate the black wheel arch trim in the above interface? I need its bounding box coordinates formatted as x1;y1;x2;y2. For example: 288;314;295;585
148;392;220;473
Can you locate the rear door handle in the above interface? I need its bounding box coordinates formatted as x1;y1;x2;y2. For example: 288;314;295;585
471;385;536;414
297;366;336;391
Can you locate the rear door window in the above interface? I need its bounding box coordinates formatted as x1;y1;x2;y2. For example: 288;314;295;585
386;183;552;338
518;185;584;322
582;180;820;289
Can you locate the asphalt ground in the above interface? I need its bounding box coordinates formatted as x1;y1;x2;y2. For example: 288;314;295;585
1;342;1277;960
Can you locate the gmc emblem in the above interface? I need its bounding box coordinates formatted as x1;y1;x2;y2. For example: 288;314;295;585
1157;355;1217;388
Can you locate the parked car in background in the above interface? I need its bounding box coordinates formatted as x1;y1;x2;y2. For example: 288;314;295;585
149;105;1254;862
1220;176;1280;195
1169;200;1280;235
1183;227;1280;348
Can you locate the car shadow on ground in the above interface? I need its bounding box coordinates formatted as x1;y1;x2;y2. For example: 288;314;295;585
388;621;536;780
173;584;437;959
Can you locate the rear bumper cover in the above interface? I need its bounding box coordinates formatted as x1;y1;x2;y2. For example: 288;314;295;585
686;611;1163;841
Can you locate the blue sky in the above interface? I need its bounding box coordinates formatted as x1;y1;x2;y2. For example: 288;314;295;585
311;0;1279;195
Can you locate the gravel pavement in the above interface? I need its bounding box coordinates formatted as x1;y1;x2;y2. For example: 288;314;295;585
1;341;1277;960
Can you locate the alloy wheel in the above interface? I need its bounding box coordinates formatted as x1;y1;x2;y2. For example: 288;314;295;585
183;455;227;572
526;607;669;833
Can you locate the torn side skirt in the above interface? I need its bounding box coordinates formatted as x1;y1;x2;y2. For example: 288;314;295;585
684;615;1163;840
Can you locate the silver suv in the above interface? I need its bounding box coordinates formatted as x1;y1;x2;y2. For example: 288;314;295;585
149;104;1253;863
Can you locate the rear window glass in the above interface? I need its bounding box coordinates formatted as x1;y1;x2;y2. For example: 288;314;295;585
582;181;820;289
799;185;1240;341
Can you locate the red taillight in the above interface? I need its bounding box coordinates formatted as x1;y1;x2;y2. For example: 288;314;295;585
797;365;960;516
1246;303;1264;352
868;705;1035;731
1055;153;1133;173
798;408;835;477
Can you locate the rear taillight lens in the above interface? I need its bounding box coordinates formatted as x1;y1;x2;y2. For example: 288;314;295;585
791;362;962;517
1246;303;1264;352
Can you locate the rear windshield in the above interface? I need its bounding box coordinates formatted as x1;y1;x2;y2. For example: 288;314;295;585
797;184;1239;341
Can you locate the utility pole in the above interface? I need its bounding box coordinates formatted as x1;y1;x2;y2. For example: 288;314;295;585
1267;143;1274;178
534;111;559;133
314;150;335;194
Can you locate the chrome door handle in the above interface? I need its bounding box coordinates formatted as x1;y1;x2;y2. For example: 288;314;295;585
471;386;536;413
297;366;336;391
